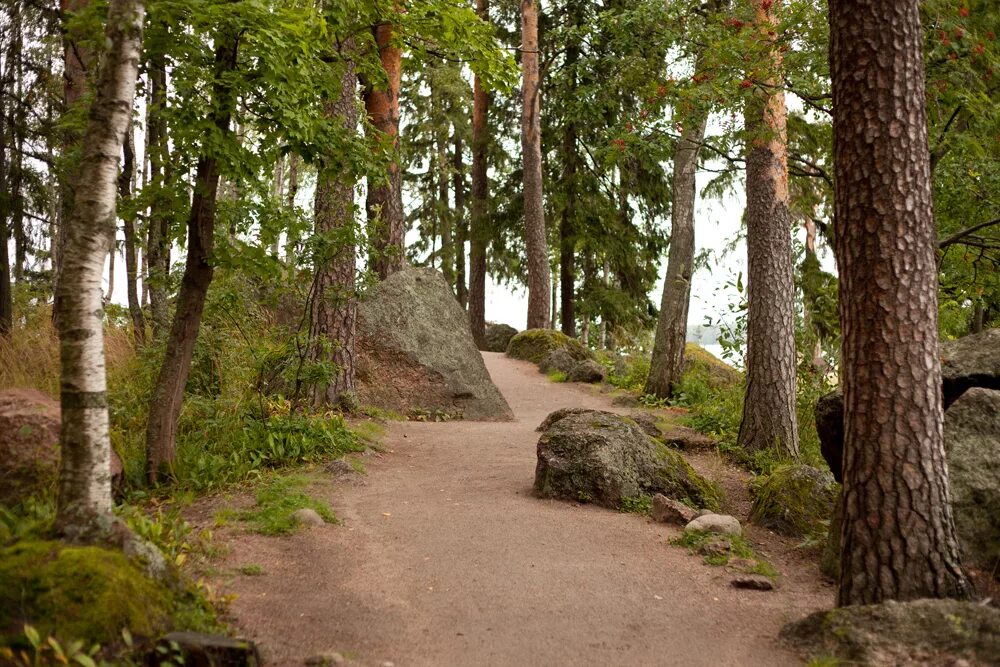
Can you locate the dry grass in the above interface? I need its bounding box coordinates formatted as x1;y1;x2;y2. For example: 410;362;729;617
0;306;136;397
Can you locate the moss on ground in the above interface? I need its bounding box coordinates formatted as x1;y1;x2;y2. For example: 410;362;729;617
749;464;838;538
505;329;591;364
0;540;174;646
239;474;337;535
671;530;779;577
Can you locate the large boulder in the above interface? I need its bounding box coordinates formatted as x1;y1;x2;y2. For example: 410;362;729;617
567;360;606;383
0;389;122;505
355;267;513;421
781;599;1000;666
506;329;591;364
943;387;1000;576
483;322;518;353
539;349;577;376
817;328;1000;481
749;464;838;538
533;409;720;511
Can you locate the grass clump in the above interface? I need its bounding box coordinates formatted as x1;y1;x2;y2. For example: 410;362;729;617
239;474;336;535
506;328;591;363
672;530;779;577
619;494;653;515
546;369;568;383
238;564;265;576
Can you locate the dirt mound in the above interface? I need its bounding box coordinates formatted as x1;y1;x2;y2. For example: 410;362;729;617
355;268;513;421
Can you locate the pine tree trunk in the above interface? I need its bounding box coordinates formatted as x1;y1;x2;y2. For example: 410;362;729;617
145;53;171;337
364;22;405;280
54;0;144;538
145;33;238;483
830;0;971;605
468;0;490;347
0;50;11;337
453;135;468;307
646;112;707;398
521;0;550;330
120;122;145;342
7;4;27;285
736;0;799;459
309;57;359;409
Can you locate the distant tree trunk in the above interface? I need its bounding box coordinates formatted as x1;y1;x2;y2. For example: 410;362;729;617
284;154;300;262
54;0;144;539
120;119;145;342
468;0;490;347
453;134;468;307
830;0;971;606
145;33;238;483
646;111;708;398
363;21;405;280
521;0;550;330
559;8;579;338
0;50;11;337
736;0;799;459
437;131;454;290
309;57;358;408
105;238;115;305
145;53;171;337
8;4;27;285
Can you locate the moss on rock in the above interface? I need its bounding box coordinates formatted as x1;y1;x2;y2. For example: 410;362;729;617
682;343;741;391
748;464;838;538
0;540;174;646
654;444;722;512
506;329;591;364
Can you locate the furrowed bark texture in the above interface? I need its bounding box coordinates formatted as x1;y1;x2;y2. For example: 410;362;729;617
145;34;238;483
646;112;707;399
364;22;405;280
309;57;359;408
737;0;799;459
829;0;971;606
468;0;490;348
521;0;550;330
55;0;144;538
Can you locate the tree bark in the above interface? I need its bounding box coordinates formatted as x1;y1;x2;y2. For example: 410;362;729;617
54;0;144;538
830;0;971;605
453;134;468;307
363;21;405;280
437;129;454;290
646;112;708;398
0;48;11;338
145;52;171;337
736;0;799;459
309;55;359;409
119;119;145;342
521;0;550;330
145;33;238;483
468;0;490;348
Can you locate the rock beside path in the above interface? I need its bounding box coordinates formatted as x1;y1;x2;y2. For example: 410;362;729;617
731;575;774;591
651;494;696;525
506;329;591;364
355;268;513;421
685;514;742;537
150;632;261;666
533;409;720;511
781;599;1000;666
292;508;326;527
483;323;518;353
749;464;838;538
567;360;605;383
539;350;576;376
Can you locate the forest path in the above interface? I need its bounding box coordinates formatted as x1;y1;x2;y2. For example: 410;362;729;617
209;352;831;666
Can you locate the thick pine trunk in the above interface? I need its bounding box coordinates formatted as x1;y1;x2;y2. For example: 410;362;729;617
309;57;359;409
468;0;490;348
646;113;707;398
364;22;405;280
54;0;144;538
521;0;550;330
736;0;799;459
453;135;468;307
830;0;971;605
145;34;238;483
120;120;145;342
145;54;171;337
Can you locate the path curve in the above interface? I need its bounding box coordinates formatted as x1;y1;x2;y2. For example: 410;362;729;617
213;352;830;666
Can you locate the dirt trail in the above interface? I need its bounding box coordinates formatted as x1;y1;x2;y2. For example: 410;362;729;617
210;352;832;666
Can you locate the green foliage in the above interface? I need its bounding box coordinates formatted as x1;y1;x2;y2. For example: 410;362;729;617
546;369;568;383
671;531;779;578
619;494;653;515
238;564;265;576
598;351;650;394
0;496;56;545
238;474;336;535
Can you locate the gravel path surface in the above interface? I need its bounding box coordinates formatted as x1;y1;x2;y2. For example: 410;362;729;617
211;352;831;666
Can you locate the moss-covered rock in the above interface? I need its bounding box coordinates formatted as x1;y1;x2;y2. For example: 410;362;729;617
483;323;518;353
748;464;838;538
781;599;1000;666
533;409;720;511
0;540;173;645
682;343;741;391
506;329;591;364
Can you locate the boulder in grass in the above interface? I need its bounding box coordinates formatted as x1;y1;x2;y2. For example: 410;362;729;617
506;329;591;364
483;322;518;353
567;360;606;383
533;409;720;511
685;513;742;537
748;464;838;538
355;268;513;421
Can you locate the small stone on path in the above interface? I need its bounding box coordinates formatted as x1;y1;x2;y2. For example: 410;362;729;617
293;508;326;527
697;538;732;558
305;652;346;666
731;575;775;591
651;494;696;525
685;513;742;536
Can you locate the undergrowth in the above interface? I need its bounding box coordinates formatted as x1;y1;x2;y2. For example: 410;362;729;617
671;530;779;578
235;474;336;535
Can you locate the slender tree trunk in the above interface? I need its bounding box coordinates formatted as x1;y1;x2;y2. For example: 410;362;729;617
310;57;359;408
468;0;490;347
105;237;115;304
830;0;971;606
736;0;799;459
521;0;550;329
0;49;11;337
284;154;300;262
54;0;144;539
145;33;238;483
558;10;579;338
8;3;27;284
145;53;171;336
363;22;405;280
453;135;468;307
120;120;145;342
438;131;454;290
646;112;708;398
